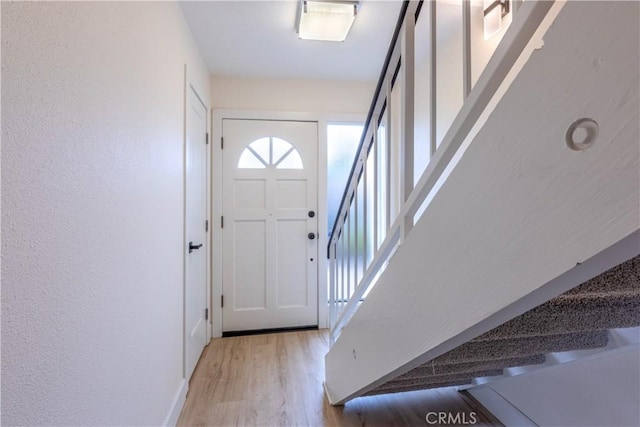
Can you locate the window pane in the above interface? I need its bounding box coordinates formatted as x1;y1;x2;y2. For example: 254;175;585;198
276;150;303;169
327;123;364;236
249;137;271;163
272;137;293;164
238;149;266;169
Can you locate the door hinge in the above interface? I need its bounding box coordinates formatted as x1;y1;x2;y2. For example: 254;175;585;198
206;132;209;145
205;308;209;321
221;295;224;308
221;216;224;228
221;137;224;149
205;220;209;232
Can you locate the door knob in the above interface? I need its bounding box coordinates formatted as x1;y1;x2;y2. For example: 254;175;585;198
188;241;203;253
308;233;316;240
308;210;315;218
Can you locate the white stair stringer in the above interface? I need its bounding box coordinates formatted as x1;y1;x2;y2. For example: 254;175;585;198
324;0;640;405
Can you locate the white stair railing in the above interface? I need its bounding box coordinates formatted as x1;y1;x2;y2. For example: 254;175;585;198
328;0;552;344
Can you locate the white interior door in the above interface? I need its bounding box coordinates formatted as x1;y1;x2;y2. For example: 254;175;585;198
185;85;208;379
222;119;318;332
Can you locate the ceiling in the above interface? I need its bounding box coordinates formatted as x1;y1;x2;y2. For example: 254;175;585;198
179;0;404;82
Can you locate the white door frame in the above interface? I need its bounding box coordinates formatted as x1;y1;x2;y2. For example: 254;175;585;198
183;66;211;378
211;109;365;338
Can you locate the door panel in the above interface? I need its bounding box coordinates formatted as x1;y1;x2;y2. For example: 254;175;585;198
233;220;267;310
276;219;308;308
222;119;318;332
185;86;208;379
234;180;266;209
277;180;307;209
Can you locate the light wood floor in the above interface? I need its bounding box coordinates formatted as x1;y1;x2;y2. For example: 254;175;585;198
177;329;501;427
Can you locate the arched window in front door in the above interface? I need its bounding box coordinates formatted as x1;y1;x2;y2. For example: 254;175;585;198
237;137;303;169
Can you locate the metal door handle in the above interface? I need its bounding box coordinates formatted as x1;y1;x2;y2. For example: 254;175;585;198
308;233;316;240
189;241;203;253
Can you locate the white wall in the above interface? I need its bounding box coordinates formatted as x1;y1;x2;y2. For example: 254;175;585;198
413;0;512;184
211;76;374;113
471;346;640;426
1;2;209;425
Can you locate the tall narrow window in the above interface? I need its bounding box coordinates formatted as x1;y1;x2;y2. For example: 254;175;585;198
327;123;364;236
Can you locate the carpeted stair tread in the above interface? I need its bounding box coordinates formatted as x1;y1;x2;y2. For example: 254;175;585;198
432;330;608;365
553;289;640;303
372;332;606;394
364;256;639;397
564;256;639;295
476;299;639;340
376;369;504;391
472;257;639;340
395;354;546;380
363;379;474;397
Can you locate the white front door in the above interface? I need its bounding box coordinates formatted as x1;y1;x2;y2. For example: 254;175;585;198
185;86;208;379
222;119;318;332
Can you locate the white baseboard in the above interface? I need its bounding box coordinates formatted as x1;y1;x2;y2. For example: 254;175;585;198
163;379;188;427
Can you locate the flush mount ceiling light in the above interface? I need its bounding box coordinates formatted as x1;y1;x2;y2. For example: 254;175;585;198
484;0;510;40
296;0;359;42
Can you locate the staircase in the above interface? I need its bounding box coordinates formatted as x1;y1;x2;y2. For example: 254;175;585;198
324;0;640;408
363;256;640;396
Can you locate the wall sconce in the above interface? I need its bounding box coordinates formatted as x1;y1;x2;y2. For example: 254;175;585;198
484;0;510;40
297;0;359;42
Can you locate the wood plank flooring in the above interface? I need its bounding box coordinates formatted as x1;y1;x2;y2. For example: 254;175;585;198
177;330;501;426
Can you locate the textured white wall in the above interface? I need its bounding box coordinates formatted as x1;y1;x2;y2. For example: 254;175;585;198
480;346;640;426
211;76;374;113
1;2;209;425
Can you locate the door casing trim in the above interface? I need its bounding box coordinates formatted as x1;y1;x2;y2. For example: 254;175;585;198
183;65;212;381
211;109;365;338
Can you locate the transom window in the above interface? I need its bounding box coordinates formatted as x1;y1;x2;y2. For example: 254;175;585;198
238;137;303;169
